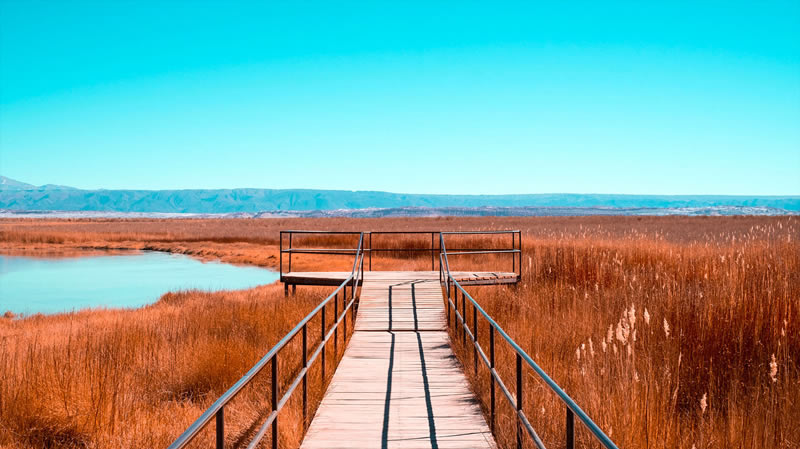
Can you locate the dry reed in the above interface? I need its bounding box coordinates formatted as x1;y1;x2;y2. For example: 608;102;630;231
1;216;798;448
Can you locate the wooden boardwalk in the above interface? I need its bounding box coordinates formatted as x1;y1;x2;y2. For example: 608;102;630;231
300;272;496;449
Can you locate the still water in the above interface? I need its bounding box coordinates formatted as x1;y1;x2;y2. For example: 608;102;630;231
0;252;278;315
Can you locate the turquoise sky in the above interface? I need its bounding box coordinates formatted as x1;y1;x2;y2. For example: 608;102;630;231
1;1;798;194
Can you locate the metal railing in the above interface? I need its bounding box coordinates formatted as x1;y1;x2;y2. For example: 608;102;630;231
281;230;521;277
436;230;522;284
168;233;366;449
439;233;618;449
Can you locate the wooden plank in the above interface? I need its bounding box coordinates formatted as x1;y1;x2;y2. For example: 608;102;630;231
300;273;496;449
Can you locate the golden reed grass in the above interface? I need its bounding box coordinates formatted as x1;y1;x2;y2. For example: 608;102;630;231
446;219;799;449
1;216;798;448
0;284;356;448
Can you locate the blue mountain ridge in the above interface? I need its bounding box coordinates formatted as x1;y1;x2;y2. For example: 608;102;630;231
1;176;798;214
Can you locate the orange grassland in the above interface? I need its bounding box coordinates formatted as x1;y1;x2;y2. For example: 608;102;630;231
0;216;798;449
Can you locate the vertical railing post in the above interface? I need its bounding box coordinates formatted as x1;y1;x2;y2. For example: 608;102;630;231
351;281;356;322
461;288;466;346
518;230;523;283
271;356;278;449
454;288;459;339
431;232;435;271
343;294;348;344
452;287;456;330
321;304;326;383
472;301;478;374
302;323;308;427
216;407;224;449
566;408;575;449
288;233;292;274
279;232;283;281
490;326;496;433
334;293;338;356
512;232;515;274
516;352;523;449
446;288;451;325
369;232;372;271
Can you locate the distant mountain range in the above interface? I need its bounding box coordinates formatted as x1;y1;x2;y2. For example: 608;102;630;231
1;176;798;216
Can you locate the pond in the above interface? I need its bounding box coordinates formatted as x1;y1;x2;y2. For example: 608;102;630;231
0;251;279;315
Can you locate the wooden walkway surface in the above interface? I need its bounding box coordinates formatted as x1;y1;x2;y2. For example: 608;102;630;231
300;272;496;449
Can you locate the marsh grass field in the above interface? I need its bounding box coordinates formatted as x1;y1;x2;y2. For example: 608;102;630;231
1;216;798;448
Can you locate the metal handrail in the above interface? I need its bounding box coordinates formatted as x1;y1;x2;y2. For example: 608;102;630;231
438;230;522;282
169;233;365;449
439;233;618;449
281;230;521;275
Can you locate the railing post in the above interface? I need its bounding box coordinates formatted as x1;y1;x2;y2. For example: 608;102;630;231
343;295;348;344
334;293;338;356
512;232;515;274
352;294;356;321
461;289;466;346
216;407;224;449
490;326;496;433
454;288;459;339
446;289;450;325
321;304;326;383
369;232;372;271
516;352;523;449
279;231;283;280
431;232;435;271
271;356;278;449
566;408;575;449
472;301;478;374
288;233;292;274
518;230;523;283
302;323;308;427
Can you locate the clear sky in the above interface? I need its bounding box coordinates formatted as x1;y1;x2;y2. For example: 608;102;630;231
1;1;798;195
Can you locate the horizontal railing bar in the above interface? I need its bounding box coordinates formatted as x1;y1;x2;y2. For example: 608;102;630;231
168;276;353;448
447;297;547;445
281;249;359;254
450;277;617;448
440;232;616;449
441;230;519;235
281;248;520;250
366;247;513;252
170;234;364;449
448;297;546;449
519;409;546;449
368;231;439;234
283;230;517;235
281;230;363;234
247;356;314;449
445;250;520;255
246;409;279;449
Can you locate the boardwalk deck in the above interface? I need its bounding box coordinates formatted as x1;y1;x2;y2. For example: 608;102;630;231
300;272;496;449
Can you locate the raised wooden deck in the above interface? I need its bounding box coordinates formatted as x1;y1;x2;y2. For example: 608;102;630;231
300;272;496;449
283;270;518;287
